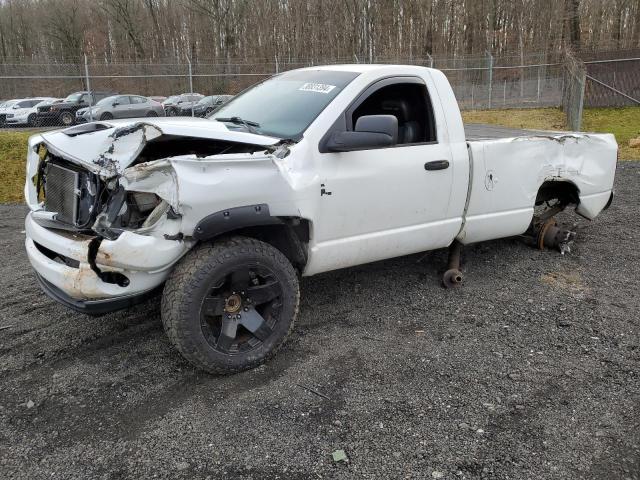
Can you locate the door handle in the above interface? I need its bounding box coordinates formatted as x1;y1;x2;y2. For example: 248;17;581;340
424;160;450;171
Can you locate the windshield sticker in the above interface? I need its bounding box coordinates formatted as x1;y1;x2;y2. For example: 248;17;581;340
299;83;336;94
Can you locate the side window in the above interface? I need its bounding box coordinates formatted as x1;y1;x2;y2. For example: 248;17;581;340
116;96;131;105
351;82;436;144
130;96;146;104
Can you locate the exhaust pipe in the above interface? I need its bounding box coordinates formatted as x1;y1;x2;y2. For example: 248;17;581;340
443;240;463;288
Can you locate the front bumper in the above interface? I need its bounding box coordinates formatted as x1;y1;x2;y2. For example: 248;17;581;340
36;112;61;124
36;273;161;315
5;117;27;125
25;211;187;310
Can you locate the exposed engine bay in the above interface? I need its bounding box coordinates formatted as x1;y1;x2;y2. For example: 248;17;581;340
32;125;275;239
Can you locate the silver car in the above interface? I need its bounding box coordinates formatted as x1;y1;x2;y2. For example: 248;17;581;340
76;95;165;122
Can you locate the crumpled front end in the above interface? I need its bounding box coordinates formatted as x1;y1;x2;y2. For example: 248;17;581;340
23;120;283;312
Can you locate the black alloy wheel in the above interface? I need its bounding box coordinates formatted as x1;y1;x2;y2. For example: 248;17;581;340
162;237;299;374
200;263;283;354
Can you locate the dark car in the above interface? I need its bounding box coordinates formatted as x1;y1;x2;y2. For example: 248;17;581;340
162;93;203;116
190;95;234;117
36;91;116;126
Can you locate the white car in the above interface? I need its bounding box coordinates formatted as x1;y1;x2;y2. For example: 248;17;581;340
0;100;20;125
23;65;617;374
4;98;57;126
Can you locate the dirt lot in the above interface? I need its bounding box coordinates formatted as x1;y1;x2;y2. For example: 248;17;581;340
0;164;638;480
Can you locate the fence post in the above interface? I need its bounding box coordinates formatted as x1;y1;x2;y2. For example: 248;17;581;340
537;65;541;104
486;51;493;109
84;54;93;122
563;50;586;131
186;56;194;117
426;53;433;68
503;79;507;106
275;55;279;74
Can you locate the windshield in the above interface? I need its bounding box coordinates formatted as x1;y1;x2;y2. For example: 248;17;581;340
198;96;214;105
164;96;179;104
65;92;86;102
212;70;359;139
96;95;118;106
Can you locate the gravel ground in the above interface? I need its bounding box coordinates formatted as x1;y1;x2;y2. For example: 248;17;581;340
0;163;638;480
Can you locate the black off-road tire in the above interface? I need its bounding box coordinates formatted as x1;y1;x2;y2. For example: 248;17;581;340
161;237;299;374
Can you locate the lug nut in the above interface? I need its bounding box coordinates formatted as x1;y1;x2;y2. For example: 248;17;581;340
244;307;249;312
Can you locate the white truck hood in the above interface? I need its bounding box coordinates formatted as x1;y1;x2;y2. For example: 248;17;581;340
39;117;281;177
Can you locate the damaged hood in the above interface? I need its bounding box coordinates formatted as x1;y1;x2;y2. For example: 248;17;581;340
39;117;281;177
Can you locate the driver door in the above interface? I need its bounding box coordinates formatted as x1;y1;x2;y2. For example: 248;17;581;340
113;96;131;118
308;76;459;273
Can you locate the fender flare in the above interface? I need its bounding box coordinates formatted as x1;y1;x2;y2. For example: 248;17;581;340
192;204;283;241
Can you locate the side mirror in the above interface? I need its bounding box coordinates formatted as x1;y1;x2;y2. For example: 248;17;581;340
112;102;119;107
326;115;398;152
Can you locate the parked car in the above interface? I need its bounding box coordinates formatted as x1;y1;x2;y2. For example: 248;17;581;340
23;65;617;374
162;93;203;116
4;98;58;127
76;95;165;122
191;95;234;117
36;91;115;126
0;100;20;126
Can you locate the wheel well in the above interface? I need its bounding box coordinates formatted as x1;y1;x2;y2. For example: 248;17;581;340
536;180;580;207
205;219;310;271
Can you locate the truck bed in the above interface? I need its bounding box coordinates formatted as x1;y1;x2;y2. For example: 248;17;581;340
458;123;617;246
464;123;566;141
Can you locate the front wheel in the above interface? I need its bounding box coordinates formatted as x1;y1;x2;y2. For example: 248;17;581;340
161;237;299;374
59;111;74;126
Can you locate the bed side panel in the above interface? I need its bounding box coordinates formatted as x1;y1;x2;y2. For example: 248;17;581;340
458;133;617;244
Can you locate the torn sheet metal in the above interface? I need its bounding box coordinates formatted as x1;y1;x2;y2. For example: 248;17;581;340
38;117;282;178
120;159;180;211
93;123;163;176
40;123;162;177
457;129;617;244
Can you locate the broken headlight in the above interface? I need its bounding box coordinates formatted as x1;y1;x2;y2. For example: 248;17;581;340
122;191;163;228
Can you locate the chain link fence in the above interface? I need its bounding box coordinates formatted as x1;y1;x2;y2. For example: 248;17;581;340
0;49;638;129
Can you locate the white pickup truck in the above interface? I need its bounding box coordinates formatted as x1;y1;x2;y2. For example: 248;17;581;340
24;65;617;373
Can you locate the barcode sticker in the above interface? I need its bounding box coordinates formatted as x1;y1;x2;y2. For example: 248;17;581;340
298;83;336;94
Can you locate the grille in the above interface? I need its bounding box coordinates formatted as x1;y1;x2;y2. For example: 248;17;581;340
44;163;80;225
0;114;6;123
